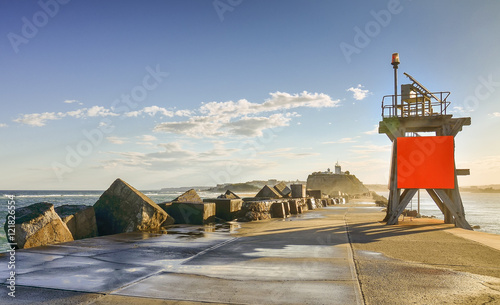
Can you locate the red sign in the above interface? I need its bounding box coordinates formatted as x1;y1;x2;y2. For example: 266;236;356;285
397;136;455;189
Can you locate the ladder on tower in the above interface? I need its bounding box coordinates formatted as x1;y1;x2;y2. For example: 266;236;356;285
404;72;443;103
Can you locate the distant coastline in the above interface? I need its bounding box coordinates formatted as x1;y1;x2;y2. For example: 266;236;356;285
461;187;500;193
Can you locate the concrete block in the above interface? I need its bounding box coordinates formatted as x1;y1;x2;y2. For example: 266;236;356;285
271;202;286;218
283;201;291;216
307;190;322;200
165;202;216;225
307;198;317;210
291;184;306;198
203;199;242;221
288;200;299;214
274;182;291;197
255;185;282;199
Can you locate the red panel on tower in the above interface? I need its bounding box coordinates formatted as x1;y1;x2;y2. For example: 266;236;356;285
397;136;455;189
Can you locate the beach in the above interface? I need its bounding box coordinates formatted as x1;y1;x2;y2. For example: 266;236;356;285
1;201;499;304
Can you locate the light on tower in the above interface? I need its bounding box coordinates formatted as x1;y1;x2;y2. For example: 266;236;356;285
391;53;400;65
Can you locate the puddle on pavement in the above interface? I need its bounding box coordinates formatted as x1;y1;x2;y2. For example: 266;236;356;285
159;222;241;240
102;222;242;242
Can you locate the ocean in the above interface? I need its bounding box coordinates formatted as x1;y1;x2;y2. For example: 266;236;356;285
1;190;499;253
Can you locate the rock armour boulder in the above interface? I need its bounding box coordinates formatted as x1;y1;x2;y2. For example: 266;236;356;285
55;205;98;240
93;179;174;235
4;202;73;249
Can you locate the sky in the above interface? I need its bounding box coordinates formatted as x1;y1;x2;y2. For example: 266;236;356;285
1;0;500;190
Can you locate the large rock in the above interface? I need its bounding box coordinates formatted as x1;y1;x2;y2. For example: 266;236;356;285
93;179;174;235
239;200;273;221
4;202;73;249
55;205;98;240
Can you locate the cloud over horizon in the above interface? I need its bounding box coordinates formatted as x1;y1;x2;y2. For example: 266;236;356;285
154;91;339;138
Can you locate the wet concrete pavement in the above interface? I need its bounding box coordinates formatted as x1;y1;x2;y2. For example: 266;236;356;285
0;207;363;304
2;204;500;304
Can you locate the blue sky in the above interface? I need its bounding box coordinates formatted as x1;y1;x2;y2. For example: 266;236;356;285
1;0;500;190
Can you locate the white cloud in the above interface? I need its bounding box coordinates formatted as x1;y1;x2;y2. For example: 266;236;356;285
364;125;379;135
14;92;337;134
142;106;174;117
138;135;157;142
347;84;370;101
124;106;180;118
14;106;119;126
155;91;339;138
107;136;127;144
226;114;291;137
0;123;7;128
101;141;274;179
154;117;225;138
200;91;339;117
323;137;358;144
175;110;192;117
87;106;119;117
154;113;292;138
64;99;83;105
489;112;500;117
13;112;61;127
66;109;85;118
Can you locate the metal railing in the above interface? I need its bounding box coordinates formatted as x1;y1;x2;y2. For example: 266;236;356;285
381;91;451;118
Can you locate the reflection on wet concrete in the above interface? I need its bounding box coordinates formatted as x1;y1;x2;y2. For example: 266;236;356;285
287;212;326;221
0;225;235;293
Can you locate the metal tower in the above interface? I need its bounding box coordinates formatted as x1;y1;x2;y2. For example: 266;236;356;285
379;53;472;229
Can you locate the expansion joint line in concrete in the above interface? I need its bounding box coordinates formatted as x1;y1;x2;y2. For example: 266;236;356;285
182;237;240;265
344;209;366;305
107;237;240;296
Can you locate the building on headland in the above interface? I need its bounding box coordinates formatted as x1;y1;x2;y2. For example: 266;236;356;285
306;162;369;197
335;161;342;175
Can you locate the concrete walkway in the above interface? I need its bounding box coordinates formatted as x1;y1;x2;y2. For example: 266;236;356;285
1;204;500;304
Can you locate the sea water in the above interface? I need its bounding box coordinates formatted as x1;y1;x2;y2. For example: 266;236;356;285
0;190;220;253
378;191;500;234
0;190;499;253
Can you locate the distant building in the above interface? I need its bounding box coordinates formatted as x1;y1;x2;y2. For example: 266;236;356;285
335;162;342;175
